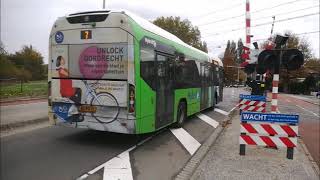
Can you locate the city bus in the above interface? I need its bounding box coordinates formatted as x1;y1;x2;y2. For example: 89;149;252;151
48;10;223;134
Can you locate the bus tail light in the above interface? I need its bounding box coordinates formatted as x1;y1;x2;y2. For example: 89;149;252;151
48;81;52;106
129;84;135;113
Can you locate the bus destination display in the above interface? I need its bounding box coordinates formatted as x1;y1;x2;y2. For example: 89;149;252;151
81;30;92;39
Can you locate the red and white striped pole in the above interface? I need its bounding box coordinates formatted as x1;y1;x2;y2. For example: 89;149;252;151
271;74;279;113
240;0;251;67
246;0;251;48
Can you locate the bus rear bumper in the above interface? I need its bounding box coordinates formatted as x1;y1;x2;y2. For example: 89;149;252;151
51;112;136;134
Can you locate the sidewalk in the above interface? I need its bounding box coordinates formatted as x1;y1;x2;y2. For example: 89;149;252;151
0;98;49;134
190;114;319;180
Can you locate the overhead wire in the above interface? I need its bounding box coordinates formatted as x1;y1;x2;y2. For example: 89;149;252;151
252;4;319;21
197;0;309;28
191;2;244;19
251;0;305;14
252;31;320;42
202;12;319;38
202;6;319;34
207;31;320;49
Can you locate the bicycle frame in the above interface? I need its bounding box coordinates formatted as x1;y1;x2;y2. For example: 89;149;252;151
82;80;103;105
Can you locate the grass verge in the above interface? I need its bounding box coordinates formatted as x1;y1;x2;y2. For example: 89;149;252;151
0;80;47;99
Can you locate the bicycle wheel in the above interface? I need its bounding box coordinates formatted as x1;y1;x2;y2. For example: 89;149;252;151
90;92;120;124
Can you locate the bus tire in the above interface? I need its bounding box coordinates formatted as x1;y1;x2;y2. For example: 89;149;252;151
173;102;186;128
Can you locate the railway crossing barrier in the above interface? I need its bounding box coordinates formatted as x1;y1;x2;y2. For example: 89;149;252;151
238;94;266;114
239;112;299;159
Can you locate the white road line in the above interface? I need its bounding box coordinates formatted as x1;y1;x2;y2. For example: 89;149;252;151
214;108;229;116
196;113;219;128
79;135;156;179
296;104;319;117
87;146;135;175
170;128;201;155
103;150;133;180
76;174;89;180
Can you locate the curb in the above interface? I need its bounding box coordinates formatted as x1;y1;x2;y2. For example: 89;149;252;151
298;138;320;176
1;117;49;132
174;108;238;180
0;96;47;104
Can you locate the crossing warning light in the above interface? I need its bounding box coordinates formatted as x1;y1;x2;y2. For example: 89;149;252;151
257;48;304;74
257;49;276;74
282;49;304;70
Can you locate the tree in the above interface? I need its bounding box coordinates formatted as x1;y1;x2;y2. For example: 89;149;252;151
223;40;239;84
236;39;245;64
0;44;21;80
0;54;19;79
10;45;45;80
0;41;7;55
153;16;208;52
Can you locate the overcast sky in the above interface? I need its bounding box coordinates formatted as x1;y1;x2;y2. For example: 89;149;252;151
1;0;319;63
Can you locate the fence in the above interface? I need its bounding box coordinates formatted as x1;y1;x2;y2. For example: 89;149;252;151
0;78;23;92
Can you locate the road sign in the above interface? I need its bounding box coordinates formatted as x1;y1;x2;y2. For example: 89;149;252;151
241;112;299;124
239;94;266;101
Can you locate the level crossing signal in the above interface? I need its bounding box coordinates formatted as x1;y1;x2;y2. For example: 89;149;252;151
257;48;304;73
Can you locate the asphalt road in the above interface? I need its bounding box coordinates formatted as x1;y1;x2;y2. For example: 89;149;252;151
277;93;320;167
0;88;245;180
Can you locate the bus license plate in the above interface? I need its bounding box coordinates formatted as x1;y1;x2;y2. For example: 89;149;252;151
79;105;97;113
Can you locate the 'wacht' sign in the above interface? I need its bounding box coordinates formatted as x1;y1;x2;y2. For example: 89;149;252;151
241;112;299;124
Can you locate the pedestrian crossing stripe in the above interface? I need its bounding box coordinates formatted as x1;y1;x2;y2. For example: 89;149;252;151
214;108;229;116
197;113;219;128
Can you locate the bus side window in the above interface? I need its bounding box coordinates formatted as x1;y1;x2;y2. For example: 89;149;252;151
140;47;156;89
174;59;200;88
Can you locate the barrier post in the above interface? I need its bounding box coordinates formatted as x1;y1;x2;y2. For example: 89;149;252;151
287;147;294;159
240;121;246;156
286;122;296;159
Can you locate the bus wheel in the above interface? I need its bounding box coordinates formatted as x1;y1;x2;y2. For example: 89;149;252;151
173;102;186;128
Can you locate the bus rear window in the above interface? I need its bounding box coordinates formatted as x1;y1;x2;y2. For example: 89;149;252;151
66;14;108;24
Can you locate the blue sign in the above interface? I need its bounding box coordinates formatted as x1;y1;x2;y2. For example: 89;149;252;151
241;112;299;124
239;94;266;101
52;102;72;121
55;31;64;43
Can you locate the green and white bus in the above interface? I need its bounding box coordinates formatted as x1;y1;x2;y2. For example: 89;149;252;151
48;10;223;134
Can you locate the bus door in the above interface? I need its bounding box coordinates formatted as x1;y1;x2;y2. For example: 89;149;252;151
155;53;174;128
200;63;209;109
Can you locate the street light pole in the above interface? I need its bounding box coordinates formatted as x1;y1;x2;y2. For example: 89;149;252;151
237;65;240;83
103;0;106;9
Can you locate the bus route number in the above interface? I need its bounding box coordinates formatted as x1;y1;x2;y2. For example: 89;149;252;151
81;30;92;40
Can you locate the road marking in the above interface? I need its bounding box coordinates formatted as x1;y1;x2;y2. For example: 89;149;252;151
103;150;133;180
214;108;229;116
229;106;238;114
296;105;319;117
170;128;201;155
197;113;219;128
286;99;292;103
77;134;157;180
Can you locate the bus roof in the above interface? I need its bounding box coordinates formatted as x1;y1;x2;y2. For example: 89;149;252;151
212;58;223;67
66;9;210;60
124;10;209;58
